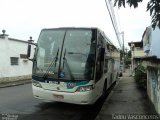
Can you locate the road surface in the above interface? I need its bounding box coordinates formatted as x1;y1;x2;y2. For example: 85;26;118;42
0;83;108;120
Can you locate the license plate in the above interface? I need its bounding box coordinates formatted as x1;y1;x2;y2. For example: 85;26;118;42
49;81;59;84
53;94;64;99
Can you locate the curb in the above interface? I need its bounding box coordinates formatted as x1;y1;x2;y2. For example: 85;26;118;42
0;80;32;88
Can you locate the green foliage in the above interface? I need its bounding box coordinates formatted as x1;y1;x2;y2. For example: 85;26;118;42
147;0;160;29
134;64;147;89
114;0;160;29
125;59;131;66
127;50;131;58
114;0;126;7
114;0;142;8
120;50;123;60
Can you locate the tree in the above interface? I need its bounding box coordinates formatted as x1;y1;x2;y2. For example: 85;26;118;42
127;50;131;58
114;0;160;29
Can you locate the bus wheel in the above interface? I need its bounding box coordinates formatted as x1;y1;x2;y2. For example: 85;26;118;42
102;79;107;97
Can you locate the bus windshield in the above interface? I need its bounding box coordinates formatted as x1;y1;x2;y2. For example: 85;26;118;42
33;28;96;80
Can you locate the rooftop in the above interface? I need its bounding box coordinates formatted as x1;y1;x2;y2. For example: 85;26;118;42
128;41;143;47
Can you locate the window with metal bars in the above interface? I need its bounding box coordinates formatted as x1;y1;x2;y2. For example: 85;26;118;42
10;57;19;65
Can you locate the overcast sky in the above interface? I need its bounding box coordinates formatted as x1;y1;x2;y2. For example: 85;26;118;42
0;0;151;49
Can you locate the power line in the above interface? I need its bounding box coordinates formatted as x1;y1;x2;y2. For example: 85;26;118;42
108;0;123;49
109;1;120;33
107;0;122;48
115;6;122;32
104;0;122;48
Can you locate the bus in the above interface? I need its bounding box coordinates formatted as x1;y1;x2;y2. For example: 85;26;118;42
27;27;120;105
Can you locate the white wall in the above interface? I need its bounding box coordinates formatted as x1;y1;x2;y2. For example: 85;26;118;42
145;62;160;115
150;27;160;58
143;26;160;58
0;36;10;78
0;36;34;78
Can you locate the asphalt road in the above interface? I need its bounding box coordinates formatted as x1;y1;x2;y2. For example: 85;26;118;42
0;83;110;120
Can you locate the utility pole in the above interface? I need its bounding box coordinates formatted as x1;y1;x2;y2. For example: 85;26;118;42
125;48;128;58
116;31;125;71
131;42;135;76
125;48;128;59
122;31;125;72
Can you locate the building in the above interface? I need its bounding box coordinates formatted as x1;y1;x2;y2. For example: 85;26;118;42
141;26;160;115
0;30;34;84
129;26;160;115
143;26;160;58
128;41;145;74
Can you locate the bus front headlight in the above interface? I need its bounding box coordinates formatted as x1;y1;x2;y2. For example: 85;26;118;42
76;85;95;92
32;80;42;88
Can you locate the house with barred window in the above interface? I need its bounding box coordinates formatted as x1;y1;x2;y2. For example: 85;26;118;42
0;30;34;84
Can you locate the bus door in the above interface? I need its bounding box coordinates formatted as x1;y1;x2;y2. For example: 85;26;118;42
95;31;105;95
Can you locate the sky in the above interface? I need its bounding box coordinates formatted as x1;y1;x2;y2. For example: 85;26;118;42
0;0;151;49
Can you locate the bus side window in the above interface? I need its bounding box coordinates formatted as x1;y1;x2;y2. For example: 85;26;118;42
95;32;105;82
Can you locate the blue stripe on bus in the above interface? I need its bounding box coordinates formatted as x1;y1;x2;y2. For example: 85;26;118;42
66;81;89;89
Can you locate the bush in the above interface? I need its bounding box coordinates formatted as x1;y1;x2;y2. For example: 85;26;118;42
134;65;147;89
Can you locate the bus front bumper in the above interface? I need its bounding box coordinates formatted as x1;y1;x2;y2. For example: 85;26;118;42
32;85;98;105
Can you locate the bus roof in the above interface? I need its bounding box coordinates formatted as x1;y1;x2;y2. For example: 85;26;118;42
41;27;101;31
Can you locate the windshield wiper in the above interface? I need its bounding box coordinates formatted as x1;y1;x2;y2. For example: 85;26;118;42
43;48;59;80
59;48;75;80
62;48;66;69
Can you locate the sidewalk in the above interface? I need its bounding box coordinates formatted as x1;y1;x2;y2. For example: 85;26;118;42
0;79;31;88
96;69;158;120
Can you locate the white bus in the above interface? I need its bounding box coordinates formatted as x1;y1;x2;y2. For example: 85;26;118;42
27;27;120;105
